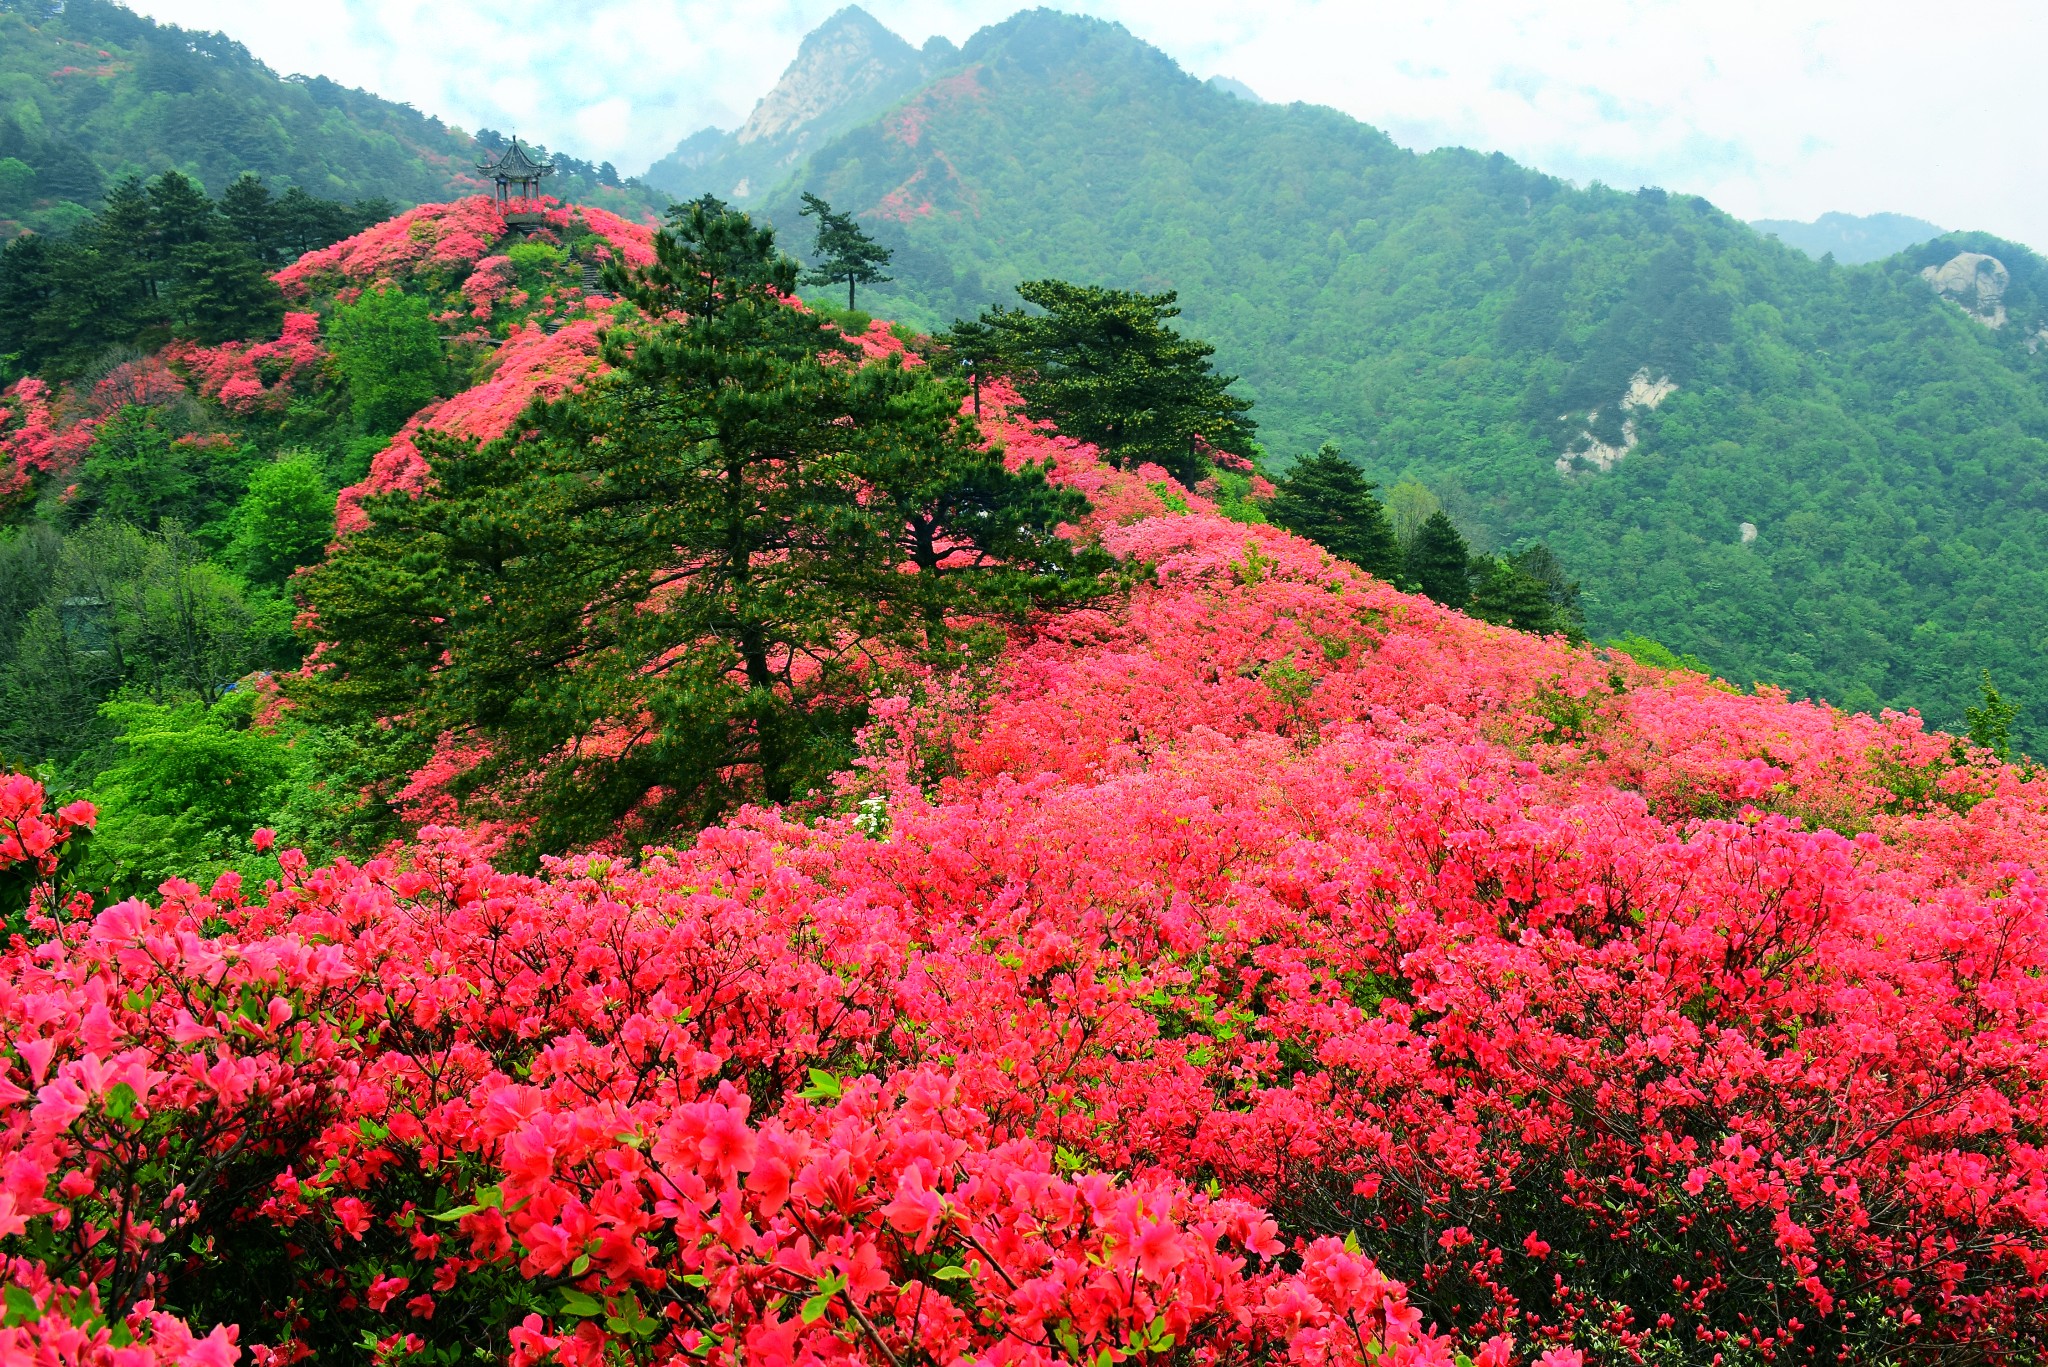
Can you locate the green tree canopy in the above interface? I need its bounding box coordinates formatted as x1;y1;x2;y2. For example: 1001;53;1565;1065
966;280;1254;484
799;191;894;310
303;202;1117;855
327;285;446;435
1264;442;1400;581
1470;544;1584;639
1406;510;1473;608
228;452;332;585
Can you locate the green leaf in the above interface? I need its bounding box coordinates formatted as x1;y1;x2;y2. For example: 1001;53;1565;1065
477;1185;503;1209
103;1082;137;1125
3;1286;40;1327
933;1266;970;1282
570;1253;591;1276
799;1068;842;1101
559;1290;602;1318
428;1204;482;1222
1343;1229;1362;1254
799;1291;834;1324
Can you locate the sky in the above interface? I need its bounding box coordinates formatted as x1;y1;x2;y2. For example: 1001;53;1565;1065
122;0;2048;247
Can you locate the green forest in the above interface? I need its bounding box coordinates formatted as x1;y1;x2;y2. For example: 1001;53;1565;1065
0;0;664;237
759;11;2048;749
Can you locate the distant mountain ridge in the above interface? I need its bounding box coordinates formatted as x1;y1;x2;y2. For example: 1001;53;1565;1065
1751;211;1947;265
0;0;663;236
652;6;2048;748
643;6;958;203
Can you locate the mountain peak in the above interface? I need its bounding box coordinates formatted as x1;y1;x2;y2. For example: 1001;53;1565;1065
643;5;947;200
736;7;921;148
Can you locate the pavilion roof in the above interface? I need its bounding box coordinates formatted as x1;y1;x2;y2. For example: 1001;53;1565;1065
475;137;555;179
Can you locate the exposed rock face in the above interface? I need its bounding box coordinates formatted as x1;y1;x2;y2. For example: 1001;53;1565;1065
1556;367;1676;476
642;7;955;204
737;8;925;148
1922;252;2009;328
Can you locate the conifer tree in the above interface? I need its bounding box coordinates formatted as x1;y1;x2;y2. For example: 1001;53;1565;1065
306;201;1116;853
968;281;1254;484
1467;544;1583;637
798;192;893;310
170;236;284;344
930;310;1021;417
1264;442;1400;580
1406;510;1473;607
147;171;217;252
219;172;280;262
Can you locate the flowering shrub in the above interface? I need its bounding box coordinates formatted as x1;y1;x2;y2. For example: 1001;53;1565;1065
14;264;2048;1366
275;198;655;305
0;377;99;514
0;772;94;927
334;319;606;533
167;313;329;417
274;198;512;300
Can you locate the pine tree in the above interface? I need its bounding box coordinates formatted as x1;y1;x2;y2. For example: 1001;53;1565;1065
930;311;1020;417
1264;442;1400;580
968;281;1255;484
604;196;796;318
798;192;894;310
0;231;58;376
1467;544;1583;637
147;171;219;253
219;172;280;262
1406;510;1472;607
170;237;284;343
304;201;1116;853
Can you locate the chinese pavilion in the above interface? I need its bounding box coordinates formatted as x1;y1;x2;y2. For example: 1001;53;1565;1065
476;136;554;220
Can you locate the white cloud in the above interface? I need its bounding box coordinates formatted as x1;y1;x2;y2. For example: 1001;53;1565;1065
125;0;2048;246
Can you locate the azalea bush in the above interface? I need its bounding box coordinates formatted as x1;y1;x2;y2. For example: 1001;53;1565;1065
10;204;2048;1367
12;404;2048;1362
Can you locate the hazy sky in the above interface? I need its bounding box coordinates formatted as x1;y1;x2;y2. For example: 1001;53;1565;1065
125;0;2045;246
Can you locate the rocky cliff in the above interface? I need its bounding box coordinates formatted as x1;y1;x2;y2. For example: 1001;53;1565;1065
643;7;956;203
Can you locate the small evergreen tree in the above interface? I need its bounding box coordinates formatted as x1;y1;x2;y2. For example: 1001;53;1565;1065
930;310;1021;417
967;280;1255;484
798;192;893;310
1469;544;1583;637
1406;510;1472;607
170;237;284;343
147;170;218;253
219;172;280;262
1265;442;1400;580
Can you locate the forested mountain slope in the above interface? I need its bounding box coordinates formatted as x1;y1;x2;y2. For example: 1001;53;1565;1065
1750;210;1946;264
739;10;2048;749
0;0;662;235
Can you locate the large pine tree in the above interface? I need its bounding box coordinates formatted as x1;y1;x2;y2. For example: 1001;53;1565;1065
304;203;1117;853
798;192;894;311
1264;442;1401;581
967;281;1254;483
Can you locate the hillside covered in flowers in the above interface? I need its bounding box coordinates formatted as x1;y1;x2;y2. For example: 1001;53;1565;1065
7;196;2048;1367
